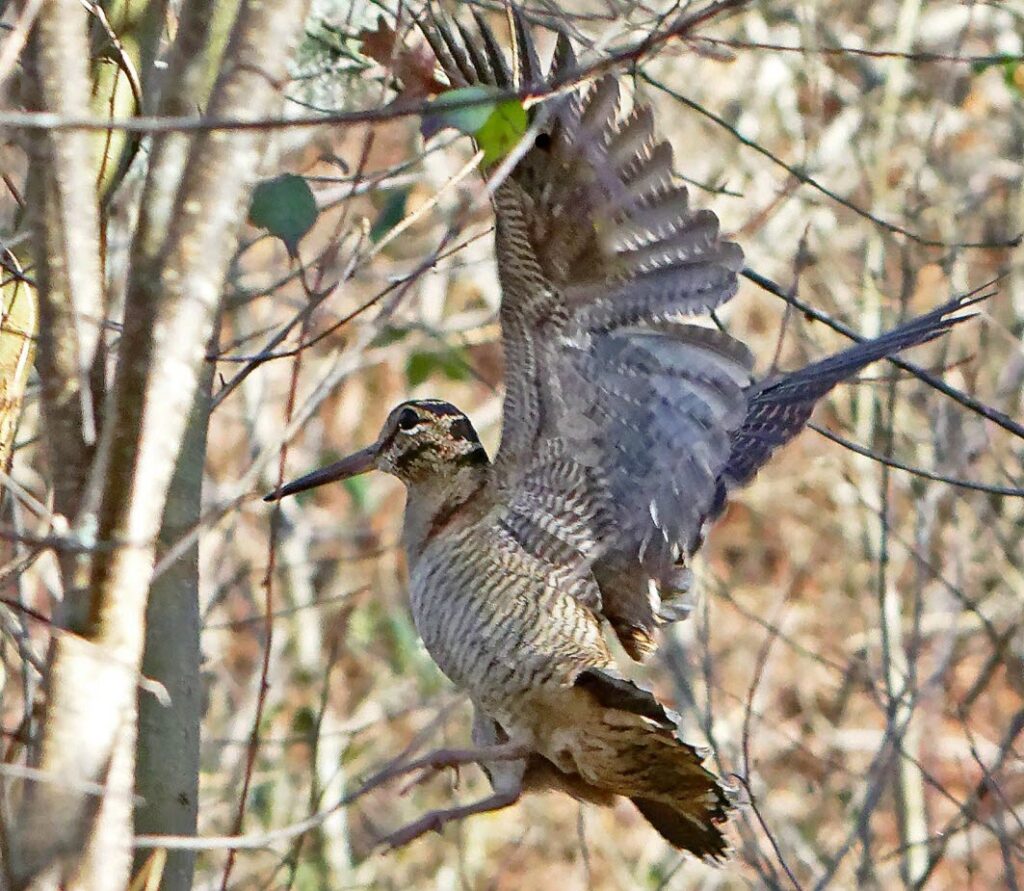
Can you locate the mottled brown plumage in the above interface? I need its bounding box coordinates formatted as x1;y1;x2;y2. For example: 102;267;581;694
266;8;979;858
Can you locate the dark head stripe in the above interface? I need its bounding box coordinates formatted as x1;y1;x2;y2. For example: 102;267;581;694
449;416;481;444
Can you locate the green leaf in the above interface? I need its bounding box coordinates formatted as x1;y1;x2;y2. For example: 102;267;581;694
405;349;470;387
369;325;410;348
1003;60;1023;97
250;781;274;821
405;352;433;387
369;188;408;244
476;99;528;166
421;85;499;140
422;86;528;168
970;54;1024;97
342;475;369;512
291;706;317;737
438;352;470;381
248;173;318;257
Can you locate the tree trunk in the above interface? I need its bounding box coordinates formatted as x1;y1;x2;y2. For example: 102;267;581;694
10;0;312;887
132;355;213;891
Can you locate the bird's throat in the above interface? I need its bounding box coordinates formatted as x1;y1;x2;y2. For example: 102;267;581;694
401;465;490;561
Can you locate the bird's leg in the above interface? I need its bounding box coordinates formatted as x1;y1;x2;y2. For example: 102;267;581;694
396;741;530;793
358;740;530;798
375;741;528;849
377;786;523;851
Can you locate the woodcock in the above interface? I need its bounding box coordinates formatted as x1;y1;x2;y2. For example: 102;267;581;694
266;9;981;859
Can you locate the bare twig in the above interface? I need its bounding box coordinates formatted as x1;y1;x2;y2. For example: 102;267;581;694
0;0;753;136
744;269;1024;441
135;741;529;852
642;74;1021;250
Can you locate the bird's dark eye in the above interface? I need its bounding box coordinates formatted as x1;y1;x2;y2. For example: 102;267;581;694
534;131;552;151
397;408;420;431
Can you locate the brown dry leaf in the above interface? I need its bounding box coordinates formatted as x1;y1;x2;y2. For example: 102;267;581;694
358;16;447;100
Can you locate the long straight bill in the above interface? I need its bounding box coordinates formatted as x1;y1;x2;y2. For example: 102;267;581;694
263;443;379;501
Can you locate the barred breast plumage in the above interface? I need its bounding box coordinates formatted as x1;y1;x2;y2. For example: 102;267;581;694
409;520;611;714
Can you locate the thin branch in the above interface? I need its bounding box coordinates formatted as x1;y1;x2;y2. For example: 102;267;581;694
135;741;530;852
909;709;1024;888
0;0;752;136
808;422;1024;497
642;74;1022;250
219;279;314;890
697;36;1023;65
735;592;804;891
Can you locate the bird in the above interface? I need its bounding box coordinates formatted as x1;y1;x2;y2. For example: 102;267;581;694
265;8;981;859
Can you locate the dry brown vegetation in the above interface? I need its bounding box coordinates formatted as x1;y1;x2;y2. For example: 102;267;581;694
2;1;1023;889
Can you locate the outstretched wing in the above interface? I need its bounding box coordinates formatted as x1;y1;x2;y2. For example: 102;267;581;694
419;11;981;661
419;9;752;657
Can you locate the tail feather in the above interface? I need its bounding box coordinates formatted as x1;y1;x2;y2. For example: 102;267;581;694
567;670;733;860
633;795;730;861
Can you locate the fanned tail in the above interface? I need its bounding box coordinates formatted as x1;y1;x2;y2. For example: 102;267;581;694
632;796;727;856
568;670;733;860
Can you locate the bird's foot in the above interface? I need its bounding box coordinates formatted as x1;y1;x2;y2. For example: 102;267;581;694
379;741;528;795
398;763;461;796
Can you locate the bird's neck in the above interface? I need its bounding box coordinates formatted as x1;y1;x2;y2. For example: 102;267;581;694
401;463;490;561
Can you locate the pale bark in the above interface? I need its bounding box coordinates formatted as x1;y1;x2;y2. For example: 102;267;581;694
132;356;214;891
21;0;105;612
127;4;222;888
10;0;313;887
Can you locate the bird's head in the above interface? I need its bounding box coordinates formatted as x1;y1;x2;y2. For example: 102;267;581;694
264;400;488;501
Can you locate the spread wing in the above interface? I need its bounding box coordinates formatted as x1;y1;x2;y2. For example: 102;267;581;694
420;9;752;657
419;10;980;661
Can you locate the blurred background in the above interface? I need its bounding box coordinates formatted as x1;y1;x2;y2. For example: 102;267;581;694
3;1;1023;888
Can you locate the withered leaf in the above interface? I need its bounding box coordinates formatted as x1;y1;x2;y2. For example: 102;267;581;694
358;16;446;100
